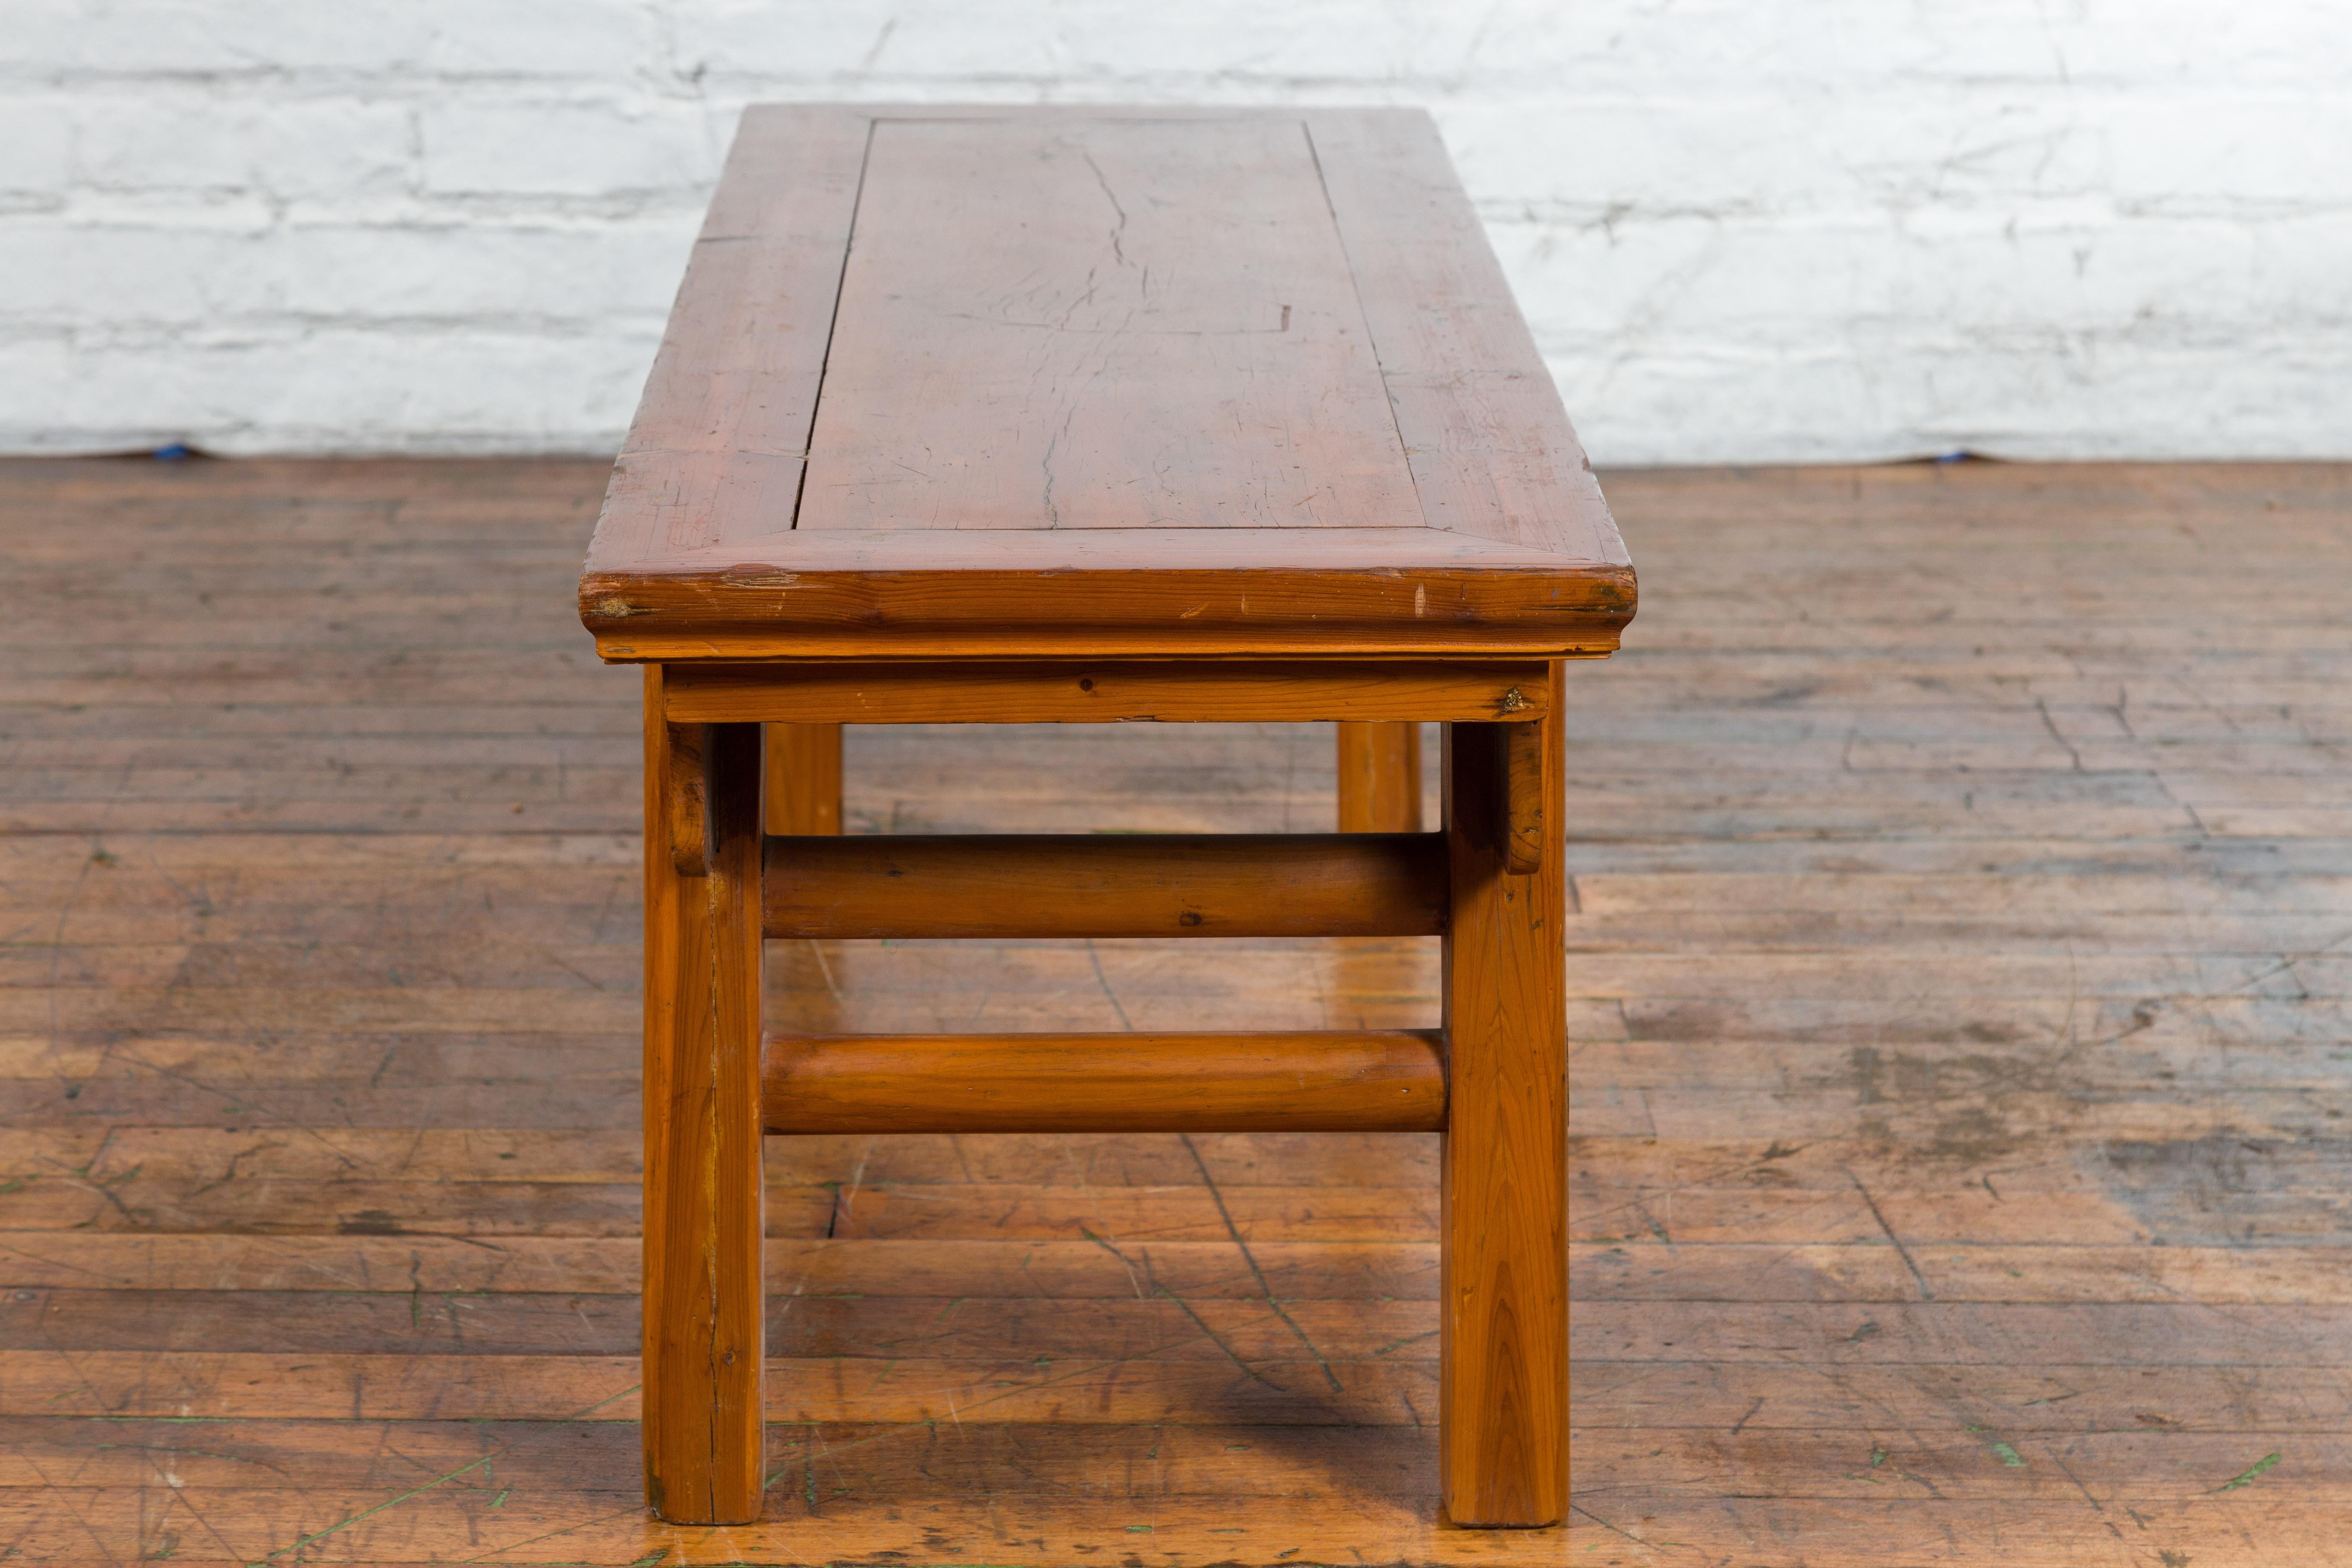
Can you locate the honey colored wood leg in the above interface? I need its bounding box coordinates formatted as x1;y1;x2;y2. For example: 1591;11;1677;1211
1337;720;1422;832
645;671;767;1525
765;722;843;836
1439;662;1567;1527
1500;718;1545;876
667;722;712;877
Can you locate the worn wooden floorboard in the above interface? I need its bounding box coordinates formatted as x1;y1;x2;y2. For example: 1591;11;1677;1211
0;456;2345;1564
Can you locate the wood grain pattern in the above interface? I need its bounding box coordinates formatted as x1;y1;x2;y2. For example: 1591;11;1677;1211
799;117;1419;533
1439;674;1568;1525
1308;110;1625;562
762;832;1446;940
584;536;1634;662
1337;720;1424;833
591;108;867;566
763;722;842;836
1501;717;1545;875
579;105;1634;661
642;704;765;1524
665;659;1550;725
13;456;2351;1563
664;720;711;876
763;1030;1446;1134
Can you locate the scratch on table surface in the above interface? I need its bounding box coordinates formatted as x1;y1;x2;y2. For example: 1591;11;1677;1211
1080;150;1131;271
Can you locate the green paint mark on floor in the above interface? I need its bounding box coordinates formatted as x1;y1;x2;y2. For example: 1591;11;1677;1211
2215;1452;2282;1492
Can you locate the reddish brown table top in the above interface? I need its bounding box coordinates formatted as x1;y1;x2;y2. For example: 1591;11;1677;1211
581;105;1634;662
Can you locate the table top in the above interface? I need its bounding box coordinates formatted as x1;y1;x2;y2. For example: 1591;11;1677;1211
581;105;1634;662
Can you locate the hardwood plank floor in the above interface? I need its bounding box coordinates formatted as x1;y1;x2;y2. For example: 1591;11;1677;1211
1;456;2346;1565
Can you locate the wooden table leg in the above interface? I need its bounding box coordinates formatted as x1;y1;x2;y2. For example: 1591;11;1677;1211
1438;662;1568;1526
644;668;767;1523
1337;720;1422;832
765;722;843;836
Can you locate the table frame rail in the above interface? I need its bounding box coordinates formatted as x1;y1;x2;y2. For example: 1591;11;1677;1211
641;659;1568;1528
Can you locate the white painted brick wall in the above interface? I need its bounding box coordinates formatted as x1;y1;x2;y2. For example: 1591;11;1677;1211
3;1;2347;462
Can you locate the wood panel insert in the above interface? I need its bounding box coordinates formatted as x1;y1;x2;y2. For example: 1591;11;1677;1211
800;117;1422;534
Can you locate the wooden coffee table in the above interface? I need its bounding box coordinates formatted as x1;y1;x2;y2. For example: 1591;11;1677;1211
580;104;1634;1529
